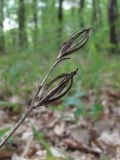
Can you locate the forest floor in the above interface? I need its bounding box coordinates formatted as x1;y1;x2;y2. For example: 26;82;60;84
0;85;120;160
0;53;120;160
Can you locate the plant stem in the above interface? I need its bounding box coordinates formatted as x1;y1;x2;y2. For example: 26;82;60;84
0;60;59;148
0;86;40;148
0;105;33;147
41;61;58;86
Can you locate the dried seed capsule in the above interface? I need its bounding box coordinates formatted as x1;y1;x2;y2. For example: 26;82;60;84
58;28;91;59
34;69;78;107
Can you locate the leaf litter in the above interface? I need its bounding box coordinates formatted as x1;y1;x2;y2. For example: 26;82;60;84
1;87;120;159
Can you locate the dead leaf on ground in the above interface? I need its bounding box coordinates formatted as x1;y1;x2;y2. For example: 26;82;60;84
54;122;65;137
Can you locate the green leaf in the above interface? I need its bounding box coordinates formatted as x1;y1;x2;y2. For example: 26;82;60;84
90;103;103;117
63;96;81;107
74;105;85;117
49;105;65;111
32;126;44;141
0;127;10;137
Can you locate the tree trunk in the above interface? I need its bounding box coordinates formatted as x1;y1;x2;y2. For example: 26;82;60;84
79;0;85;27
97;0;102;25
92;0;102;26
18;0;27;48
58;0;63;44
107;0;118;52
33;0;38;50
92;0;97;23
58;0;63;22
0;0;5;54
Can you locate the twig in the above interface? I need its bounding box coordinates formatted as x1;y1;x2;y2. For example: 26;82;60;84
64;138;100;158
0;28;91;148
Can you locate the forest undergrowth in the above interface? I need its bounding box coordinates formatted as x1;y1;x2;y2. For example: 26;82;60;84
0;47;120;160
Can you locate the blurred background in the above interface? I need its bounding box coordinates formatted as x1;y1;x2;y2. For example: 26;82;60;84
0;0;120;97
0;1;120;159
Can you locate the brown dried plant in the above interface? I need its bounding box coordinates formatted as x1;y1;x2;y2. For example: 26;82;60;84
0;28;91;148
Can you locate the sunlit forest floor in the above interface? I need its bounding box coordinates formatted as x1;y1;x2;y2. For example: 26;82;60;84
0;50;120;160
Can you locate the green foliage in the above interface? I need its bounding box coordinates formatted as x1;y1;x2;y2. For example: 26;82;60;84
0;0;120;118
90;103;103;118
0;127;10;138
49;105;65;111
0;50;46;95
63;86;86;117
63;90;84;107
0;128;14;145
0;101;20;111
63;82;104;118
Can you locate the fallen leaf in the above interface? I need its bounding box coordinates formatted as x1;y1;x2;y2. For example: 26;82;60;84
69;128;91;147
98;129;120;147
36;150;47;159
50;147;66;158
54;122;65;137
0;110;8;126
0;149;13;159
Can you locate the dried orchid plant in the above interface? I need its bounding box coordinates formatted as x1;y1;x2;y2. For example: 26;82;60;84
0;28;91;148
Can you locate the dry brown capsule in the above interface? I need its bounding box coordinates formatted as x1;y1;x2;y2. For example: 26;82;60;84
34;68;78;107
58;28;91;59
